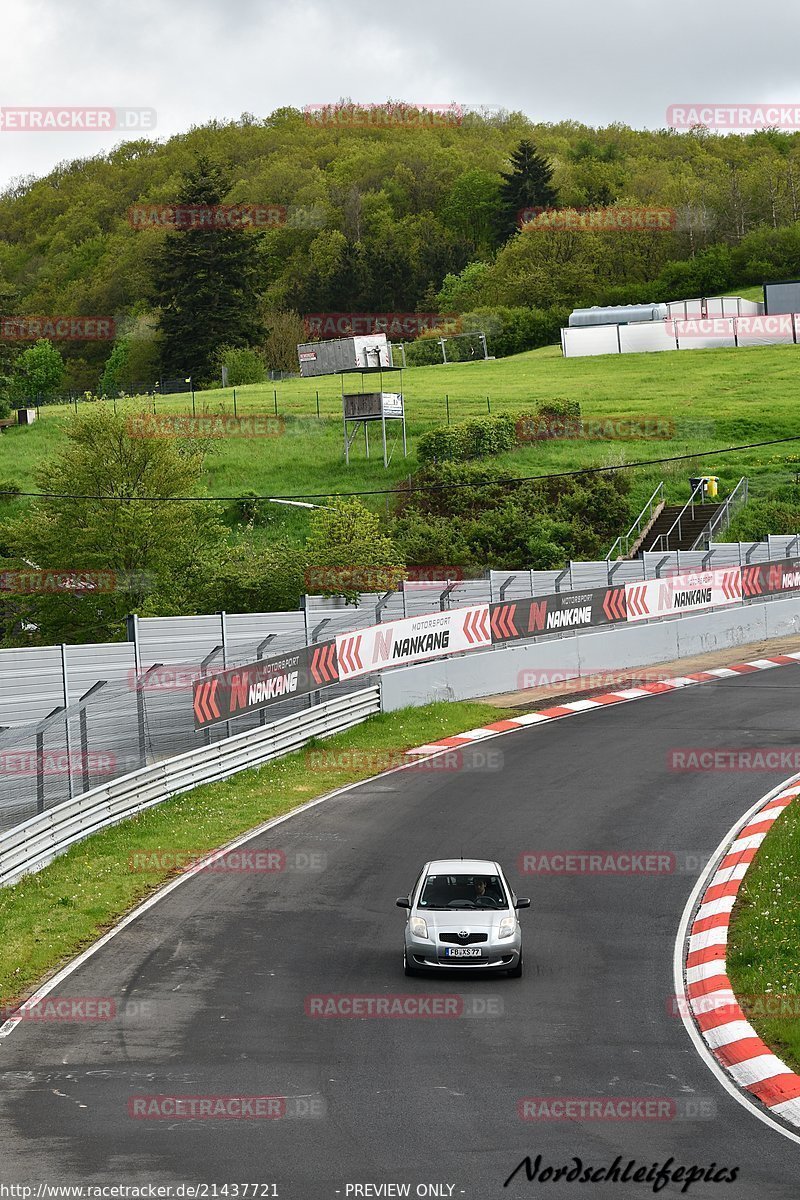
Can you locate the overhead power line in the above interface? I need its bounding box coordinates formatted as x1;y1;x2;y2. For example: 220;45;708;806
0;434;798;504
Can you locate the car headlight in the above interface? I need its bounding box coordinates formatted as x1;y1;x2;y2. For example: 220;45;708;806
409;916;429;939
498;915;516;939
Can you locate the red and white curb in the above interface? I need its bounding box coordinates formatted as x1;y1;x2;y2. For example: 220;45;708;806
404;652;800;757
677;773;800;1132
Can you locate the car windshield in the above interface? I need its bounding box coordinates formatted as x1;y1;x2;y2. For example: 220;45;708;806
418;872;509;909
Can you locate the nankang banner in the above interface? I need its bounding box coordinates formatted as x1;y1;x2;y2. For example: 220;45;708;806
336;605;491;681
742;556;800;598
192;641;340;729
488;587;627;644
625;567;741;623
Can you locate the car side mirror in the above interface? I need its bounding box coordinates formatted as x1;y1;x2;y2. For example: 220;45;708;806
396;897;411;908
515;897;531;909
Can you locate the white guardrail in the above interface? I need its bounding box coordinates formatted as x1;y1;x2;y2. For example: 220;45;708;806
0;686;380;889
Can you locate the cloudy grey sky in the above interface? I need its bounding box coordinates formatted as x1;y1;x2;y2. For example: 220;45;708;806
1;0;799;190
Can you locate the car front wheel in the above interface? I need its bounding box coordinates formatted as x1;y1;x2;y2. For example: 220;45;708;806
403;948;418;977
508;953;523;978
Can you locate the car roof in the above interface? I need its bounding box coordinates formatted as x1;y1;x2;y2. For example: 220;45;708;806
424;859;501;874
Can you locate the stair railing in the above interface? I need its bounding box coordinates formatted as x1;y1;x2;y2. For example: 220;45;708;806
605;482;664;560
648;478;707;553
691;477;748;551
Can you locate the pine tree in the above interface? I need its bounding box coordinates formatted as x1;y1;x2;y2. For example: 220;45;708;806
152;156;264;384
497;141;559;241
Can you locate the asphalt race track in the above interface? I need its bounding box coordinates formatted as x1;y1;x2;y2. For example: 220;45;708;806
2;667;800;1197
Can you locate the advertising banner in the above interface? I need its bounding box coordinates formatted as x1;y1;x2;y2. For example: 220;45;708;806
742;557;800;598
625;567;741;623
336;605;491;681
193;641;340;729
488;587;627;643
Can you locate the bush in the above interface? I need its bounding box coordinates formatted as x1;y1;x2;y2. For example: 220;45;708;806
232;491;265;525
393;461;632;571
516;397;582;442
0;399;11;421
415;427;461;464
417;415;517;465
218;346;266;386
459;305;570;358
404;332;446;367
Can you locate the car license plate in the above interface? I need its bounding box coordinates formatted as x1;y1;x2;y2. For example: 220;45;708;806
444;947;481;958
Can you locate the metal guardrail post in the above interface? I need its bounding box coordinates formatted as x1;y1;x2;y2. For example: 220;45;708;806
220;612;231;739
77;680;107;793
127;612;142;676
310;619;331;707
34;705;67;814
60;644;74;801
554;567;570;592
439;582;458;612
200;646;223;746
375;591;394;623
498;576;516;602
135;664;162;767
256;635;277;726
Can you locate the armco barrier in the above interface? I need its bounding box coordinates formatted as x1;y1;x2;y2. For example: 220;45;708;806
0;687;380;888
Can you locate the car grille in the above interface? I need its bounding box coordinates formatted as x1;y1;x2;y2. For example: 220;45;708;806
439;932;488;945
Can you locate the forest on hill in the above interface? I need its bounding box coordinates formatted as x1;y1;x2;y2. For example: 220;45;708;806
2;107;800;394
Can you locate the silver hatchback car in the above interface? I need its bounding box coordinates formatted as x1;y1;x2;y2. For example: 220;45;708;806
397;858;530;977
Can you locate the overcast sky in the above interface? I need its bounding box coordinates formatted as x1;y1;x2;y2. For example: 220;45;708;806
1;0;799;191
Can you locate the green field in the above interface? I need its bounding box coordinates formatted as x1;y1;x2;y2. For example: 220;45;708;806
727;800;800;1071
3;338;800;544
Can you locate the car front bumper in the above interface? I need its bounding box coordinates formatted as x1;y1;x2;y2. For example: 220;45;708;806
405;933;522;971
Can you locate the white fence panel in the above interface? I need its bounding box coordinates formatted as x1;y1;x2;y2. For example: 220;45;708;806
562;325;620;358
619;321;677;353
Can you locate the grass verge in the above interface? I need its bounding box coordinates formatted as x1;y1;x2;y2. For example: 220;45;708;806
726;797;800;1071
0;699;514;1009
